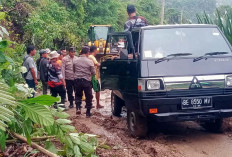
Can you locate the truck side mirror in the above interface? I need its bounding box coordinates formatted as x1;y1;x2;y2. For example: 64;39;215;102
120;49;128;60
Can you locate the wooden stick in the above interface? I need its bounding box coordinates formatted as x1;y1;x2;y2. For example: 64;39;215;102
11;132;59;157
6;136;56;144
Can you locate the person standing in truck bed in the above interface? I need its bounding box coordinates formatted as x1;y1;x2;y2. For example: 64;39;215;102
124;5;148;32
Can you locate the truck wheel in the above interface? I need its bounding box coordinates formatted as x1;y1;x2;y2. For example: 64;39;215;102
111;92;123;117
201;119;225;133
127;109;148;138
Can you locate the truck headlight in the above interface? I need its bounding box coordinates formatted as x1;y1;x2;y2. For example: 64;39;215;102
147;80;161;90
226;76;232;87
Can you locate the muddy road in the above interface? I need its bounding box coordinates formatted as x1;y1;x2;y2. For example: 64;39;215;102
67;90;232;157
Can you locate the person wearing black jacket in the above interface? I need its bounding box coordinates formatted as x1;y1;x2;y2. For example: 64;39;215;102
124;5;148;32
38;49;49;95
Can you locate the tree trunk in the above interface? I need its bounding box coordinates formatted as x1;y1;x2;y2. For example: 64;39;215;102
160;0;165;24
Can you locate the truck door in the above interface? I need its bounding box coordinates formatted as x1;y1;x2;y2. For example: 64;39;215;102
100;32;138;93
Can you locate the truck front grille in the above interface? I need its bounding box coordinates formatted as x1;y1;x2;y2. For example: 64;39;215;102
141;88;232;98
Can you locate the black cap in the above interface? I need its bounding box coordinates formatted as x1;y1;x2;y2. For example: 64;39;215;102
81;46;90;54
57;50;62;55
90;45;97;52
69;47;76;52
39;49;47;54
127;5;136;14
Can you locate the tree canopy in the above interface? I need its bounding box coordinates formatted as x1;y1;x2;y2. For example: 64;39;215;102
165;0;217;23
1;0;230;49
1;0;163;49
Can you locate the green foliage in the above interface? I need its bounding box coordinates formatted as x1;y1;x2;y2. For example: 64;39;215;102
4;0;163;49
135;0;161;25
99;144;111;150
196;12;214;24
69;133;97;156
84;0;127;31
0;1;126;155
44;108;99;156
0;130;7;151
0;83;99;156
217;5;232;18
53;110;70;119
56;119;72;125
0;81;16;131
197;8;232;45
0;40;10;51
21;103;55;126
165;8;181;24
1;0;37;42
0;21;100;157
21;95;60;106
74;145;82;157
165;0;217;23
45;141;58;154
24;0;83;49
0;12;6;20
0;39;25;86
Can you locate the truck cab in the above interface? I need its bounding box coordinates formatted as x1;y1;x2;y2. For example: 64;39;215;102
100;24;232;137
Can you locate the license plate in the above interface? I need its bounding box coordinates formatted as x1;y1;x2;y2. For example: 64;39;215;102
181;97;212;109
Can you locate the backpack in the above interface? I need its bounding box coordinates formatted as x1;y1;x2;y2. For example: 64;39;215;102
22;56;30;79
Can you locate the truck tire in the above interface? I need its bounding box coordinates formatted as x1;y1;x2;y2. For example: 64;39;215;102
127;109;148;138
111;92;123;117
201;119;225;133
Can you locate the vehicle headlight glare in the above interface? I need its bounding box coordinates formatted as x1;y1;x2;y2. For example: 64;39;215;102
226;76;232;87
147;80;161;90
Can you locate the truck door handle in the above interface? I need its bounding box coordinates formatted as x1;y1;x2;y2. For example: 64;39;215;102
102;67;107;70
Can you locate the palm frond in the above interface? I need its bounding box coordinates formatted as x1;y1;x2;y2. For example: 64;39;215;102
20;103;54;126
0;81;15;131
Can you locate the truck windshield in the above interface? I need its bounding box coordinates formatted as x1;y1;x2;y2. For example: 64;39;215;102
142;27;232;59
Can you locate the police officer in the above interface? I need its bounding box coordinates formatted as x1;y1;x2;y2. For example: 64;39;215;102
62;47;78;108
74;46;95;117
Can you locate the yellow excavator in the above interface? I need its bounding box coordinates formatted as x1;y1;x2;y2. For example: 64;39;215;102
88;25;113;53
